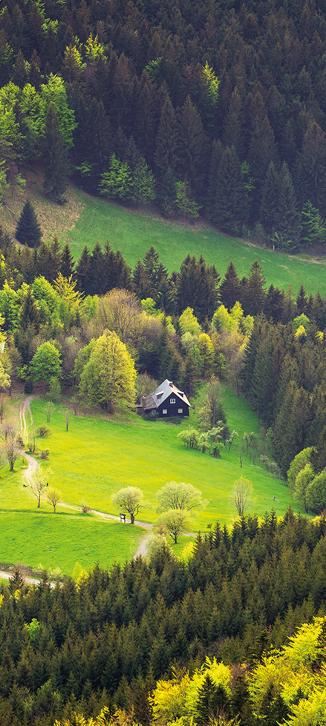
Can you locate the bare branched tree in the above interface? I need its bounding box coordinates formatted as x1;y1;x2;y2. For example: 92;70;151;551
233;477;252;517
47;488;60;513
29;473;48;509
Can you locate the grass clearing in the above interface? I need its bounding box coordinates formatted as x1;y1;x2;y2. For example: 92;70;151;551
0;511;143;576
4;176;325;294
67;190;326;295
29;389;300;530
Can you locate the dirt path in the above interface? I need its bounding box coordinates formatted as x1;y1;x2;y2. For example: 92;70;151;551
18;398;154;560
0;568;55;587
17;398;194;567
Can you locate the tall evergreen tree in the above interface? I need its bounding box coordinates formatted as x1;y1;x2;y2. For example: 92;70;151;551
155;94;178;175
15;201;41;248
60;244;75;278
213;146;247;233
220;262;241;309
43;103;68;203
260;161;280;234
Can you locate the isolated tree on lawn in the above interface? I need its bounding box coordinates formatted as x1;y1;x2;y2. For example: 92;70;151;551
16;201;42;248
29;472;47;509
157;509;190;543
112;486;143;524
47;488;60;513
44;103;68;203
157;482;204;512
2;425;20;472
79;330;136;412
233;477;252;517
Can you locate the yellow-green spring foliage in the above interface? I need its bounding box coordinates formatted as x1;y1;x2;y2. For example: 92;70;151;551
250;617;326;725
150;618;326;725
150;657;232;724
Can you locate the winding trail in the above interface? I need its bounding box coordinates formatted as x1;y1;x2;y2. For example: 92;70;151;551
0;397;196;585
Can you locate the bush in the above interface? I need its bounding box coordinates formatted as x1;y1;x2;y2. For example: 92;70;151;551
37;426;50;438
39;450;49;460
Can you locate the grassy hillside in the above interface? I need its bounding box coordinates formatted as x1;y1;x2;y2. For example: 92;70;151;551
67;190;326;295
30;388;300;530
0;387;301;575
4;176;326;295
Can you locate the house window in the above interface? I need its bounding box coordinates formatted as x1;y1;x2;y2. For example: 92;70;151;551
178;408;183;414
162;409;167;414
170;398;176;404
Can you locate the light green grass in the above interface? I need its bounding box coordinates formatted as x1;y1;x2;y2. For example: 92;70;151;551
67;191;326;295
0;511;143;576
29;390;300;530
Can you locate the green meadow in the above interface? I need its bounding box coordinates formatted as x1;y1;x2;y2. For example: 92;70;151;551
0;511;143;577
67;190;326;295
0;387;302;575
29;387;300;530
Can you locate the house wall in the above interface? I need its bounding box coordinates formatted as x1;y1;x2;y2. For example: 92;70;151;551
157;395;189;418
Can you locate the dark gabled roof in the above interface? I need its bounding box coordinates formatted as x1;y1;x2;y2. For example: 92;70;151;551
142;379;190;410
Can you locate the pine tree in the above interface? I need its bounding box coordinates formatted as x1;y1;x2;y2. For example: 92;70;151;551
196;674;229;725
61;244;75;277
16;201;42;248
178;96;205;197
158;166;176;217
220;262;241;309
206;139;223;219
260;161;280;234
213;146;247;233
155;94;178;174
76;246;91;293
276;162;301;244
43;103;68;203
242;262;266;315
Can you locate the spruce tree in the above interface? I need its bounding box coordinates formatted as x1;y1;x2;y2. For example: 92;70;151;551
213;146;247;233
206;139;223;219
44;103;68;203
16;201;42;248
195;675;229;725
155;94;178;174
178;96;205;197
276;162;301;244
60;244;75;277
220;262;241;309
260;161;280;234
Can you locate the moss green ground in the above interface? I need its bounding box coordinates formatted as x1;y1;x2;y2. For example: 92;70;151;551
67;191;326;295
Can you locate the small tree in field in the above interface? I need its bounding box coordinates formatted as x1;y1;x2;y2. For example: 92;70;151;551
16;201;42;248
157;481;204;512
112;486;144;524
157;509;190;544
233;477;252;517
2;425;20;472
47;488;60;513
29;473;47;509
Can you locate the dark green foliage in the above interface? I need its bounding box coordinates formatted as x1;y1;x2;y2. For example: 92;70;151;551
242;315;326;475
0;0;325;236
43;104;68;203
196;675;230;724
0;514;323;724
15;201;41;248
212;146;247;233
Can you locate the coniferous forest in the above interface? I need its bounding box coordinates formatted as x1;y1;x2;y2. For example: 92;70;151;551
0;1;326;725
0;0;325;247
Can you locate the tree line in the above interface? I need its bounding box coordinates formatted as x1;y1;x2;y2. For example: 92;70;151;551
0;512;324;724
0;0;325;247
